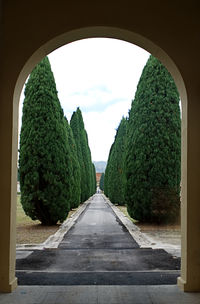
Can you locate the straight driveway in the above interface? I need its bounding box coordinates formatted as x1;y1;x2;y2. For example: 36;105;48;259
16;194;180;285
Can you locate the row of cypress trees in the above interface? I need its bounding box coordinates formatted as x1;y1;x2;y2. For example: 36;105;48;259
19;57;96;225
104;55;181;223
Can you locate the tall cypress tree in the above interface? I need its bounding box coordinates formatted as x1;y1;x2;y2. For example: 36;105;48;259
70;107;94;202
125;55;181;223
104;117;127;205
64;117;81;208
104;143;115;198
19;57;71;225
70;109;86;202
92;163;97;194
77;109;94;197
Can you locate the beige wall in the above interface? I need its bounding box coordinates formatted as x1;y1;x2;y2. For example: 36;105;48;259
0;0;200;292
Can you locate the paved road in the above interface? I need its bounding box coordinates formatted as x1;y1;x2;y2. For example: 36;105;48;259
16;194;180;285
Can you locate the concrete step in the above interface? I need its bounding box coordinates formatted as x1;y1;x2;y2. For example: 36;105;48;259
16;270;180;286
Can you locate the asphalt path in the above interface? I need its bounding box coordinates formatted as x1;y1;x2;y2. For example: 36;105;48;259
16;194;180;285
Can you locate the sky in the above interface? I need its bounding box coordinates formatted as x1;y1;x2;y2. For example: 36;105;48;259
19;38;150;161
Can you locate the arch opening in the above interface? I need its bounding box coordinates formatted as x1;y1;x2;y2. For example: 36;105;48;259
13;26;187;291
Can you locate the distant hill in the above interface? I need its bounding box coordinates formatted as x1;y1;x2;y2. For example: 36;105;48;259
93;161;107;173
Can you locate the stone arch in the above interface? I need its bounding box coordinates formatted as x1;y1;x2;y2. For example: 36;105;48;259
14;28;188;225
1;25;190;293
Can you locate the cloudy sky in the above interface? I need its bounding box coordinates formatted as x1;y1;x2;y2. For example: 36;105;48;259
19;38;149;161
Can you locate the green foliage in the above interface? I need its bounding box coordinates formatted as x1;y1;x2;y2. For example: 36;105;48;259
19;57;71;225
92;163;97;194
104;143;114;197
125;55;181;223
99;173;104;191
150;186;180;223
70;109;86;202
70;107;95;202
104;117;128;205
64;117;81;208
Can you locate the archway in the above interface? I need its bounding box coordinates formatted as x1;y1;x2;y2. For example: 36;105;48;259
14;26;187;288
1;25;195;293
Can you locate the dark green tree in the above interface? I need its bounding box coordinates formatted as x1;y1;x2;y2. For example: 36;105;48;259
92;163;97;194
99;173;104;191
64;117;81;208
70;107;94;201
70;109;86;202
19;57;71;225
125;55;181;223
104;143;114;197
104;117;127;205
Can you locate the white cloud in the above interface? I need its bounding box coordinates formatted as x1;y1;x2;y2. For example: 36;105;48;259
49;39;149;105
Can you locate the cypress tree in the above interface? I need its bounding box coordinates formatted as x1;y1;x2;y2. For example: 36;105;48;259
77;109;94;197
104;117;127;205
125;55;181;223
70;109;86;202
64;117;81;208
19;57;71;225
104;143;115;198
92;163;97;194
70;107;94;202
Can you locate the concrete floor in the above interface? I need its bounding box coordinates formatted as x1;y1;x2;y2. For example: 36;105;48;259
1;285;200;304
